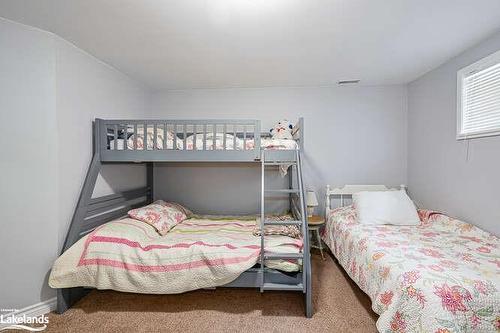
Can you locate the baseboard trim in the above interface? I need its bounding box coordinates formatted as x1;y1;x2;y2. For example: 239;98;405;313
0;297;56;330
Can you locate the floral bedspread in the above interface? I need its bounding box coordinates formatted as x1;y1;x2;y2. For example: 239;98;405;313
321;206;500;333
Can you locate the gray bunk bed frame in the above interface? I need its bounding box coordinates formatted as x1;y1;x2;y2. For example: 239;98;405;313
57;118;312;318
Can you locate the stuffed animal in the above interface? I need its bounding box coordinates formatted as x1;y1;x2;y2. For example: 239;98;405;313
269;120;294;140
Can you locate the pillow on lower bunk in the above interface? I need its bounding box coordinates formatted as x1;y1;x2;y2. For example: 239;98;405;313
128;200;188;235
353;190;420;225
162;201;193;218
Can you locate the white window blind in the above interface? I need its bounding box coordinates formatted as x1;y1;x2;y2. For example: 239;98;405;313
457;50;500;139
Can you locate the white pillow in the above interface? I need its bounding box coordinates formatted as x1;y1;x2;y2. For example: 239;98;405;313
353;190;420;225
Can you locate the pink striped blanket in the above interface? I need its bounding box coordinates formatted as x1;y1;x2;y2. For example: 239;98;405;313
49;217;302;294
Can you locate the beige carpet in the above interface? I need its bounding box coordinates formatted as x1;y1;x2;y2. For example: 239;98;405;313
43;252;377;332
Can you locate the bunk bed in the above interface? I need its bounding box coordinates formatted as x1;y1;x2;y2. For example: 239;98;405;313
54;118;312;318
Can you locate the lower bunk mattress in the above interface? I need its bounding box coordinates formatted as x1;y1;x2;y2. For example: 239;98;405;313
322;206;500;333
49;216;303;294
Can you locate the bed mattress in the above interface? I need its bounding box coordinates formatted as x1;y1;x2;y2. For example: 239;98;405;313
322;206;500;333
109;129;298;151
50;216;302;294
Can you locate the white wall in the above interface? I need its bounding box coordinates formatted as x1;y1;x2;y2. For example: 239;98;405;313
408;31;500;235
0;18;59;311
55;37;149;249
0;18;150;310
151;86;408;215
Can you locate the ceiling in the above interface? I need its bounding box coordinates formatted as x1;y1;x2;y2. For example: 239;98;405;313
1;0;500;90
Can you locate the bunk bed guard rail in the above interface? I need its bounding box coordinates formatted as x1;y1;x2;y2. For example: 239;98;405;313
97;119;262;162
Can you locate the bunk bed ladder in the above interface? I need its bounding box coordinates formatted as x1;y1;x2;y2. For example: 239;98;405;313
260;149;312;318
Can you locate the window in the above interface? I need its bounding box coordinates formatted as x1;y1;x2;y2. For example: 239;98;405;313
457;49;500;139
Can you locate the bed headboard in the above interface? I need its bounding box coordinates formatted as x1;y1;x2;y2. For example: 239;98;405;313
325;184;407;217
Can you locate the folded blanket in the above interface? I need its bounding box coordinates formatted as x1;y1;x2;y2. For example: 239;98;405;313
254;216;302;239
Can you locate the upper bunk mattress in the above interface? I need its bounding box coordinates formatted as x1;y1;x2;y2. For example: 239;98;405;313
109;128;298;151
321;206;500;333
49;216;302;294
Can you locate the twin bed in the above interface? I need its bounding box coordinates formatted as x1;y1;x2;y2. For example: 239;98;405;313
323;185;500;332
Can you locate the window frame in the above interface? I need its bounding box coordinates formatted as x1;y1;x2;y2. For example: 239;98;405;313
456;49;500;140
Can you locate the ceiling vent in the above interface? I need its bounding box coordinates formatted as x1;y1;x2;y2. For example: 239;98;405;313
337;80;360;85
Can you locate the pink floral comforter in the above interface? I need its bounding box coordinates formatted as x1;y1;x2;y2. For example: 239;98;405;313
322;206;500;332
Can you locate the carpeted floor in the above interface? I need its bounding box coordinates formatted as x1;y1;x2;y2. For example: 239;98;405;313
44;252;378;332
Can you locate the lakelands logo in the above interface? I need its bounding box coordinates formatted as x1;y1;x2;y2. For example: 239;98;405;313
0;312;49;332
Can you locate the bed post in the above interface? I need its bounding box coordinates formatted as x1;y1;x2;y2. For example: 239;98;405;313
298;150;312;318
325;184;331;217
295;117;304;151
57;120;103;314
289;165;293;210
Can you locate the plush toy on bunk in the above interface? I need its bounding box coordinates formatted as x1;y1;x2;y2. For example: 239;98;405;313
265;120;299;177
270;119;294;140
263;119;298;149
